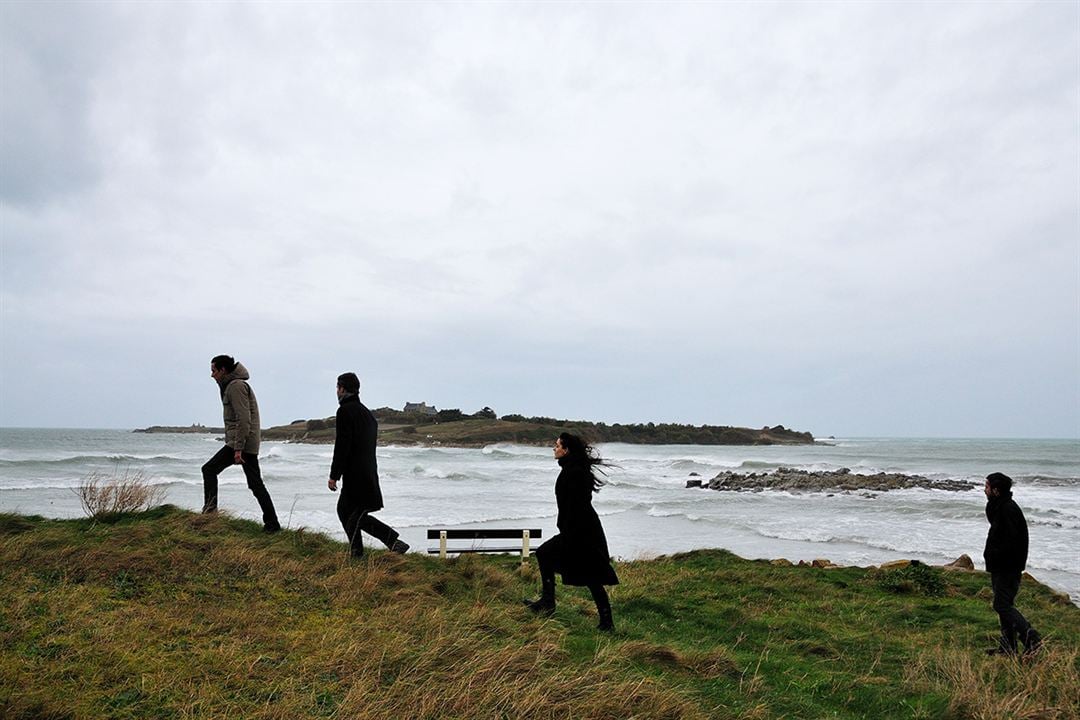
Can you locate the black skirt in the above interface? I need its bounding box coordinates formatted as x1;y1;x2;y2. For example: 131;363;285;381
536;533;619;587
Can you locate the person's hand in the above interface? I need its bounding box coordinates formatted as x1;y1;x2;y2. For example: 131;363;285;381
328;477;338;492
233;450;244;465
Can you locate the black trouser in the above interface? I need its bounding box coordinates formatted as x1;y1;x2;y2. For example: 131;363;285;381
337;491;398;556
201;445;279;528
991;571;1033;652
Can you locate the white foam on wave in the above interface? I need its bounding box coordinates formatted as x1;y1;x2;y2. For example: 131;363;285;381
409;465;475;481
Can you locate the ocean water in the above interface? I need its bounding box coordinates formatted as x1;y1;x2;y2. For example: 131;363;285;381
1;429;1077;602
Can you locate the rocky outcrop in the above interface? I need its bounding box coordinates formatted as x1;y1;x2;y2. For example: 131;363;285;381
943;554;975;572
688;467;974;493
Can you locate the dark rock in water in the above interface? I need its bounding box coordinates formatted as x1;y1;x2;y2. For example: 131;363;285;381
686;479;703;488
689;472;700;477
697;467;975;494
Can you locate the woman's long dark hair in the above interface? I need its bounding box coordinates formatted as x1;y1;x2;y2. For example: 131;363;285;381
558;432;608;493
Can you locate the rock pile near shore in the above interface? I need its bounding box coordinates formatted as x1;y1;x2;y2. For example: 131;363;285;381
686;467;974;493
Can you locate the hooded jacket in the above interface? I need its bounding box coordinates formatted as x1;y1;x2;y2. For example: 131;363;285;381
983;491;1028;574
217;363;260;454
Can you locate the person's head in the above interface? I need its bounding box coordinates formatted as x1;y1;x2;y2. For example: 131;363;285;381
554;432;589;461
337;372;360;400
553;432;606;492
985;472;1013;498
210;355;236;381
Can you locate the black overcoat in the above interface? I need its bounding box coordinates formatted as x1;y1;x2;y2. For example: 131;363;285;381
983;493;1028;574
330;394;384;513
536;458;619;587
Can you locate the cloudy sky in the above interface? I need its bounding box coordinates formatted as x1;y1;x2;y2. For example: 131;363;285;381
1;1;1077;438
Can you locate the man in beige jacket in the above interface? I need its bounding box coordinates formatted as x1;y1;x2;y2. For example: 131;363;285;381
201;355;281;532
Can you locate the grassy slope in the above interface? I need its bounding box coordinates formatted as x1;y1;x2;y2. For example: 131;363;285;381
1;508;1077;720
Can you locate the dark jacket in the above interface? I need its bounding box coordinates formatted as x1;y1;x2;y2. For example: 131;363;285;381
539;458;618;586
983;492;1029;574
217;363;260;454
330;394;383;512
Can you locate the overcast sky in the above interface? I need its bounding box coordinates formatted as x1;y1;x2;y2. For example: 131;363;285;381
1;1;1077;438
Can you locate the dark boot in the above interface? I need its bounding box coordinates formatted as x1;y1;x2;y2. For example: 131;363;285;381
524;570;556;616
383;528;409;554
590;584;614;632
986;631;1018;656
1023;629;1043;658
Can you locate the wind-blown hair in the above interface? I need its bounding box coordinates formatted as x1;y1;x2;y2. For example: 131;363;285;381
559;432;608;493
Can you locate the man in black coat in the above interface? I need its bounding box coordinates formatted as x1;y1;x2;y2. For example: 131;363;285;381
328;372;408;557
983;472;1041;657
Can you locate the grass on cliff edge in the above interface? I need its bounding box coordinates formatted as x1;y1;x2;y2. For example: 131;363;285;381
1;507;1077;720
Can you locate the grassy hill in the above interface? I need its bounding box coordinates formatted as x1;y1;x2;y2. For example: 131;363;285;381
1;507;1077;719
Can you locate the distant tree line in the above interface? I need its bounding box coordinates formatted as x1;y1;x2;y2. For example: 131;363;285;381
340;407;814;445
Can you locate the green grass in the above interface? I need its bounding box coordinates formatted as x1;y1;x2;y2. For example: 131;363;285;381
1;507;1077;719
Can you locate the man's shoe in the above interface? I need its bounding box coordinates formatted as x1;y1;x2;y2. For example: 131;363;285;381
390;539;410;554
523;597;555;616
1023;630;1043;658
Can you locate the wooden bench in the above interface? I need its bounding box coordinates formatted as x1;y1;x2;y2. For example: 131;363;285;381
427;528;543;563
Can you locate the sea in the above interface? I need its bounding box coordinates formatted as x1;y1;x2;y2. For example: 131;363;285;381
1;429;1077;602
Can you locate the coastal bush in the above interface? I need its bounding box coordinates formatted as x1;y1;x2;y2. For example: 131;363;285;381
873;562;946;597
74;468;165;520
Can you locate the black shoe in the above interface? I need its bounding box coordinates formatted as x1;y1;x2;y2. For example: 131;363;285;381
985;646;1016;657
263;523;281;533
597;608;614;632
201;505;218;514
390;539;410;554
523;597;555;616
1024;630;1043;658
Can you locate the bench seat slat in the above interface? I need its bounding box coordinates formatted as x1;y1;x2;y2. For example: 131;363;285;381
426;547;533;554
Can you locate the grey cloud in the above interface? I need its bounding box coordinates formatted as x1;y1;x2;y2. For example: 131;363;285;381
0;2;119;206
0;2;1076;436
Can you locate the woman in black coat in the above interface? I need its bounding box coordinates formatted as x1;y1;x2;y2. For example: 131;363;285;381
525;432;619;631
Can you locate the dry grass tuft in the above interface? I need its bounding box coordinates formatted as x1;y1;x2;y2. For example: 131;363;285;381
74;468;166;519
617;640;740;679
905;643;1080;720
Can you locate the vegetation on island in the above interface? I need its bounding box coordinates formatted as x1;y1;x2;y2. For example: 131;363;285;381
260;408;815;447
132;424;223;434
2;507;1077;719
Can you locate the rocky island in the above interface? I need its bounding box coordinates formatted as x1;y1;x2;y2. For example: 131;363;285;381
688;466;976;494
133;424;223;434
137;405;816;447
259;410;816;447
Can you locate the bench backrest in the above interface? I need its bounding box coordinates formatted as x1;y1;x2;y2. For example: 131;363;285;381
426;529;543;540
